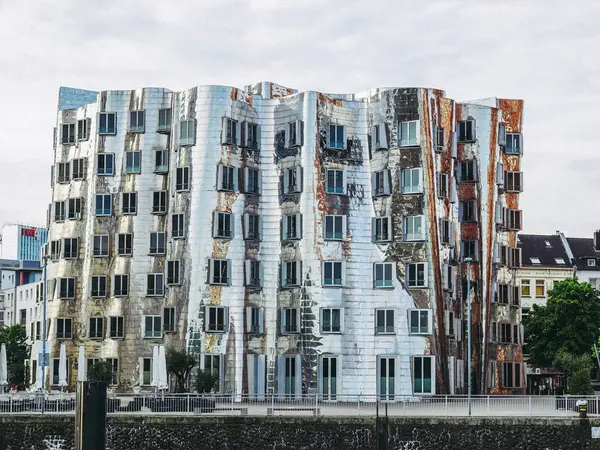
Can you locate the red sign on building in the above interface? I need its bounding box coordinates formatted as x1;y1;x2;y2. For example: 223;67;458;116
21;227;36;237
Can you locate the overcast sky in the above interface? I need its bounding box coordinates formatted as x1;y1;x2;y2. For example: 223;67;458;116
0;0;598;237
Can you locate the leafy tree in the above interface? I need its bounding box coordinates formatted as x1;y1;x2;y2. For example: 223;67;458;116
87;361;113;385
166;347;197;393
195;369;219;394
553;350;594;395
0;325;30;387
524;278;600;368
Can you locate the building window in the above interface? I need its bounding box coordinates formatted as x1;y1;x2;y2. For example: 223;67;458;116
176;167;190;191
149;232;166;255
535;280;545;297
171;214;185;239
459;200;477;222
62;238;78;259
245;260;262;287
375;309;394;334
54;202;66;221
497;322;517;344
213;212;233;239
72;158;87;180
323;261;344;287
180;120;196;146
401;168;422;194
329;124;345;149
321;308;342;333
281;308;300;333
283;167;303;194
144;316;162;338
114;275;129;297
77;119;90;141
59;278;75;299
378;357;395;399
372;216;392;243
435;126;445;151
288;120;302;147
206;306;227;332
50;240;62;260
281;261;301;287
117;233;132;256
505;171;523;192
372;170;391;196
501;362;522;388
326;169;346;194
91;275;107;298
95;194;112;216
404;216;424;241
406;262;427;288
413;356;434;394
98;112;117;135
109;316;124;339
57;162;70;183
222;118;238;145
152;191;167;214
155;150;169;173
521;280;530;297
125;151;141;174
129;110;145;133
67;198;82;220
505;133;522;155
121;192;137;214
209;259;230;285
163;307;176;333
96;154;114;176
497;284;510;304
244;214;261;240
104;358;119;385
246;307;264;333
324;215;346;241
282;214;301;240
439;219;450;245
409;310;431;334
141;358;152;385
459;160;477;183
506;209;522;231
89;317;104;339
374;262;394;288
457;119;475;143
589;259;597;267
157;109;171;132
245;168;260;194
51;358;70;385
218;165;237;192
437;172;448;198
167;260;181;285
93;234;109;257
320;356;339;400
147;274;164;296
279;355;300;397
399;120;419;146
56;318;72;339
61;123;75;144
461;240;478;261
243;122;258;149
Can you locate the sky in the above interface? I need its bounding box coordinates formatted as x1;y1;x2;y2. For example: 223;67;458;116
0;0;598;237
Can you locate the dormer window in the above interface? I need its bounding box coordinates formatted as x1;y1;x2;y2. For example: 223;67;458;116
588;259;597;267
545;241;552;248
555;258;565;264
530;257;541;265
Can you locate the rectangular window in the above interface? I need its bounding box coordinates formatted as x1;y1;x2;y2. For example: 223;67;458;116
245;260;262;287
326;169;346;194
93;234;109;257
105;358;119;385
117;233;132;256
245;168;260;194
506;209;523;231
372;217;392;243
497;284;509;304
179;120;196;146
282;214;301;240
72;158;87;180
320;356;339;400
372;170;391;196
280;355;299;397
129;110;145;133
324;215;346;241
437;172;448;198
244;214;261;240
409;310;431;334
163;307;176;333
372;123;388;151
206;306;227;332
157;109;171;133
98;112;117;135
56;318;72;339
439;219;450;245
67;198;82;220
222;118;238;145
281;261;301;287
374;262;394;288
154;150;169;173
435;126;445;151
498;123;507;146
283;167;303;194
57;162;70;183
62;238;78;259
95;194;112;216
375;309;394;333
167;260;181;285
125;151;141;174
51;358;70;385
461;240;478;261
323;261;344;287
147;274;164;296
142;358;152;385
457;120;475;143
218;165;237;191
113;274;129;297
77;119;90;141
404;216;424;241
96;153;114;176
152;191;168;214
91;275;107;298
459;200;477;222
176;167;190;191
89;317;104;339
247;307;264;333
213;211;234;239
536;280;545;297
149;232;166;255
329;124;345;149
171;214;185;239
377;357;396;400
281;308;300;333
505;171;523;192
459;160;477;182
401;168;422;194
121;192;137;214
501;362;522;388
54;202;66;221
399;120;419;146
144;316;162;338
58;277;75;299
321;308;342;333
413;356;434;394
61;123;75;144
406;262;427;288
109;316;124;339
288;120;302;147
209;259;230;285
243;122;259;149
512;287;520;307
505;133;522;155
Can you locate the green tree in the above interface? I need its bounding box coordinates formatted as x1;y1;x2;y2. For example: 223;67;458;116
0;325;30;387
166;347;197;393
553;350;594;395
524;277;600;368
87;361;114;385
195;369;219;394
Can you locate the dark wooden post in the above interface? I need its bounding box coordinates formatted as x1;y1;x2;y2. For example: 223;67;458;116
75;381;107;450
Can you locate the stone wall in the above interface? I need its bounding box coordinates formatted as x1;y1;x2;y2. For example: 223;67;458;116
2;415;600;450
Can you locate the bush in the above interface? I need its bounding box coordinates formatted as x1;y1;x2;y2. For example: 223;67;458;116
195;369;219;394
88;361;113;385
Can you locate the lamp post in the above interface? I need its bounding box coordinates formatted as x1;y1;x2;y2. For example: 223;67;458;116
464;257;473;417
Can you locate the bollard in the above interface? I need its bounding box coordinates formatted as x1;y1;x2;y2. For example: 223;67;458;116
75;381;107;450
576;399;588;419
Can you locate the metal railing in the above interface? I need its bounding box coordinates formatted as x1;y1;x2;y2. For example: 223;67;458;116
1;393;599;416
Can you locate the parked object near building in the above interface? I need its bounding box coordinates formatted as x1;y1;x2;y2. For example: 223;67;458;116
41;83;524;397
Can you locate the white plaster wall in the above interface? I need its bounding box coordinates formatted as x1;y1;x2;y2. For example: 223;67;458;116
1;225;19;260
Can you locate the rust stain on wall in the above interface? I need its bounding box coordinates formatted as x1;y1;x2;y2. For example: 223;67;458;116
317;92;343;107
498;99;523;133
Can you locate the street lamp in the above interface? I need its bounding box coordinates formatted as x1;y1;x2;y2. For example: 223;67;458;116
464;257;473;417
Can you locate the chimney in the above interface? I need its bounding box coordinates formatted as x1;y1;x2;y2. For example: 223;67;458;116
595;230;600;251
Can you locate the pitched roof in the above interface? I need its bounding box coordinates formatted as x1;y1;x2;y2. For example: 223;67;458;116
517;234;572;268
566;237;600;270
